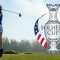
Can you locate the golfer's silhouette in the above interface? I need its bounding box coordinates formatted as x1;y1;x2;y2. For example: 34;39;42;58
0;5;3;57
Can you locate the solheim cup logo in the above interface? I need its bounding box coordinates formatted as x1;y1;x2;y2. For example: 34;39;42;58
34;4;60;54
44;4;60;54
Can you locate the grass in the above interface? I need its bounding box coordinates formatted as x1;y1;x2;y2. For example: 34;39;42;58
0;53;60;60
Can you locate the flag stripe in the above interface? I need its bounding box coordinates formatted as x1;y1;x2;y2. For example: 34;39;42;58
44;42;47;48
37;34;41;40
40;38;44;44
42;40;46;47
39;35;43;42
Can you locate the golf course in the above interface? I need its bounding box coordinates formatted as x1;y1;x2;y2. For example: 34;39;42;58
0;53;60;60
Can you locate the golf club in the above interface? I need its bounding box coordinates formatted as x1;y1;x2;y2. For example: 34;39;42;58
2;9;21;17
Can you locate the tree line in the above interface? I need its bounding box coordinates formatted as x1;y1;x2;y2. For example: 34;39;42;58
3;37;60;52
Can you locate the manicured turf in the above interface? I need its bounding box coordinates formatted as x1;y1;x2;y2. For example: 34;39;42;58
0;53;60;60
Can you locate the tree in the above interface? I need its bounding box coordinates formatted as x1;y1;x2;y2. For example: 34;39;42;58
32;40;45;52
19;40;32;52
3;37;11;50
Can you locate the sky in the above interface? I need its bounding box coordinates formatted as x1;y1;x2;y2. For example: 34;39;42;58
0;0;60;41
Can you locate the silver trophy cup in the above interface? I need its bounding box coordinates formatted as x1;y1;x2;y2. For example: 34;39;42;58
44;4;60;54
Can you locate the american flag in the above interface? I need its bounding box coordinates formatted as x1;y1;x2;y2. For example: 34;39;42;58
34;18;47;48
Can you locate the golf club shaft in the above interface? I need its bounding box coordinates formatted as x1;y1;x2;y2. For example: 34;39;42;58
2;9;20;14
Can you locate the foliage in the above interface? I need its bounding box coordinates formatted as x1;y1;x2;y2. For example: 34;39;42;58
24;52;32;54
3;50;18;54
3;37;47;52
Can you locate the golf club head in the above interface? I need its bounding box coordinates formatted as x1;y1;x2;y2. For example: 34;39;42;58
19;14;21;17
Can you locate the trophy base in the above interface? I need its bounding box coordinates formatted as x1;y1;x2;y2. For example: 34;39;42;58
46;50;60;54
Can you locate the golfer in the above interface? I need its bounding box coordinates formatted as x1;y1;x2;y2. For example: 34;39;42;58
0;5;3;57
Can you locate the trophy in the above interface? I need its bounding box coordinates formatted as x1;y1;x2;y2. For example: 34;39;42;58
44;4;60;54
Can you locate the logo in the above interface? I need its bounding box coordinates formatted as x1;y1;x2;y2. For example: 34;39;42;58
34;4;60;54
34;14;47;48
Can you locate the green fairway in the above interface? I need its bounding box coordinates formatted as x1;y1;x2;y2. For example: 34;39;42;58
0;53;60;60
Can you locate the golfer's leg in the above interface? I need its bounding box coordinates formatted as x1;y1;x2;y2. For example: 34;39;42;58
0;32;3;57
